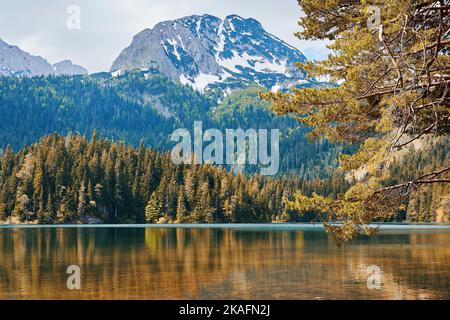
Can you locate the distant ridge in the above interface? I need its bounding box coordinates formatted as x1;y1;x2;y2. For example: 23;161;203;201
0;38;87;77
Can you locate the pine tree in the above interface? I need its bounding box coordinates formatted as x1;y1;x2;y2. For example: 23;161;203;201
198;181;215;223
176;189;188;223
45;193;55;223
77;181;87;223
262;0;450;244
145;192;162;223
14;154;35;222
223;196;237;223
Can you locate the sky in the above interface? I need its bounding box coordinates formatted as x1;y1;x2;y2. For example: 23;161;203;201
0;0;330;73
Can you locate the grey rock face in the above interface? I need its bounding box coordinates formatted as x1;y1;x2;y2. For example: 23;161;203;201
53;60;87;76
0;39;54;76
0;39;87;77
111;14;310;91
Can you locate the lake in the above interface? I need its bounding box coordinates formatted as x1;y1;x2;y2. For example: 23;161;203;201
0;224;449;300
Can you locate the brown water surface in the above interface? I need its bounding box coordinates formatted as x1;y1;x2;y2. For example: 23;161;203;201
0;226;449;299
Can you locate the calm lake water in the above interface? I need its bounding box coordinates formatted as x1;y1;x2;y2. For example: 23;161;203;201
0;225;449;300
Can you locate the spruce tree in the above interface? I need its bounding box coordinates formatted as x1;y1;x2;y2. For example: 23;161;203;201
145;192;162;223
176;189;188;223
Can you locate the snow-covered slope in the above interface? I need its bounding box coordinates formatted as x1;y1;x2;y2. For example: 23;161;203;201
111;14;313;91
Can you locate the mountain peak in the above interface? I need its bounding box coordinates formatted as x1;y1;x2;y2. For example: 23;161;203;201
224;14;263;30
53;60;87;76
225;14;244;19
0;38;53;77
111;14;310;91
0;39;87;77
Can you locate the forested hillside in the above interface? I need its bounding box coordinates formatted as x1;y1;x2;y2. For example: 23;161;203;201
0;71;343;179
0;133;346;224
0;72;199;150
0;133;446;224
386;137;449;222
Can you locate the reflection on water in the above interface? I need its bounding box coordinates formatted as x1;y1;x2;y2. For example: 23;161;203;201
0;227;449;300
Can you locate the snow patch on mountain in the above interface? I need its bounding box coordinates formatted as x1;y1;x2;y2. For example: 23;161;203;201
111;14;315;91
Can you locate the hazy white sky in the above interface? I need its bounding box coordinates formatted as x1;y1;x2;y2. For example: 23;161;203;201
0;0;330;73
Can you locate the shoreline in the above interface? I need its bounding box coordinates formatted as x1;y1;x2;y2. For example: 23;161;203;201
1;222;450;230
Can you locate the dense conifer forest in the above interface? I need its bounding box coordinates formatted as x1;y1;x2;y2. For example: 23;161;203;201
0;62;448;225
0;132;446;224
0;71;340;179
0;72;342;179
0;133;313;224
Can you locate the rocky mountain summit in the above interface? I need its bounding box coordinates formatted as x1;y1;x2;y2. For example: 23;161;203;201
111;14;315;91
0;38;87;77
53;59;87;76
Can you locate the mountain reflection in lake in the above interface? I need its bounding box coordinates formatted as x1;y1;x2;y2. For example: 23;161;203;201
0;226;449;299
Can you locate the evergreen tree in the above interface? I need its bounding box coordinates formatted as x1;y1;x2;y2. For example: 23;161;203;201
176;189;188;223
77;181;87;222
146;192;162;223
262;0;450;244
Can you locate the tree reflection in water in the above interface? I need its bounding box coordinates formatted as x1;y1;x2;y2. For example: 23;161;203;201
0;227;449;299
